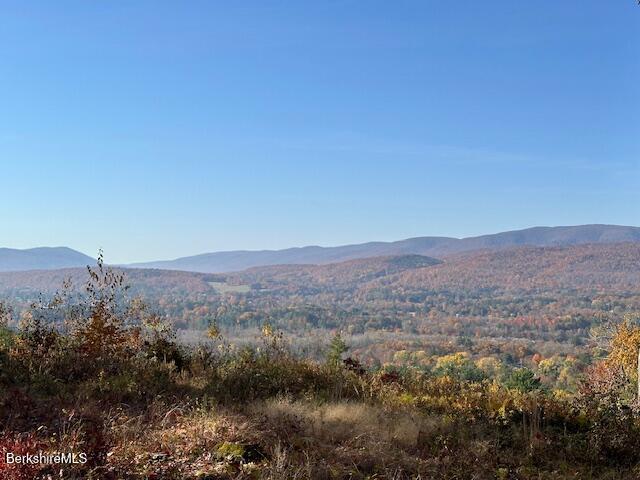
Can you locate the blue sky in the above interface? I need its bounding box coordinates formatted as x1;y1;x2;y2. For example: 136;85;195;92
1;1;638;263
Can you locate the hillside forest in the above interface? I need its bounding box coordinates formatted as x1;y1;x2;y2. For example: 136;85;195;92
1;243;640;478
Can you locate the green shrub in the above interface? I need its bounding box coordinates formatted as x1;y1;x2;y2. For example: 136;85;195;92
503;368;542;393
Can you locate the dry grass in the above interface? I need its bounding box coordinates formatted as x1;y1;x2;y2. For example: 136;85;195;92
91;399;447;478
251;398;426;448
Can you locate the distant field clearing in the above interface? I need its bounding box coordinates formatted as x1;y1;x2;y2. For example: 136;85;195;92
208;281;251;293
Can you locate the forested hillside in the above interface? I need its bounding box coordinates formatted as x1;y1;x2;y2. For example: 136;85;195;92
0;243;638;381
1;252;640;478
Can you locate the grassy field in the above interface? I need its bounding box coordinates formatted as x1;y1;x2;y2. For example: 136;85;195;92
208;281;252;294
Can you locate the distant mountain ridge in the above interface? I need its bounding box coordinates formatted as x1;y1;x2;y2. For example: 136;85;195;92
129;224;640;273
0;247;95;272
2;225;638;274
1;244;638;300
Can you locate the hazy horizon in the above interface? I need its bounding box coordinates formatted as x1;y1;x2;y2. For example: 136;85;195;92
0;223;638;265
1;1;638;263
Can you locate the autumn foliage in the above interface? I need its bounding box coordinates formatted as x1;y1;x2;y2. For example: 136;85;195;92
1;256;640;478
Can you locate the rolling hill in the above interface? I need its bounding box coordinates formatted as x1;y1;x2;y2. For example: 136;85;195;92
0;243;638;351
1;242;637;301
129;224;640;273
229;242;640;294
3;225;638;275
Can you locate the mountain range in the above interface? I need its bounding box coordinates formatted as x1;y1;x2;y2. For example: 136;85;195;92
1;224;639;273
129;224;640;273
0;247;95;273
1;242;638;298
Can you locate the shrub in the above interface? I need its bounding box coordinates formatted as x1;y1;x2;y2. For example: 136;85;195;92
503;368;542;393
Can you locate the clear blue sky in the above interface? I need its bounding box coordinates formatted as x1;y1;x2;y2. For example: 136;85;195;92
1;1;638;263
